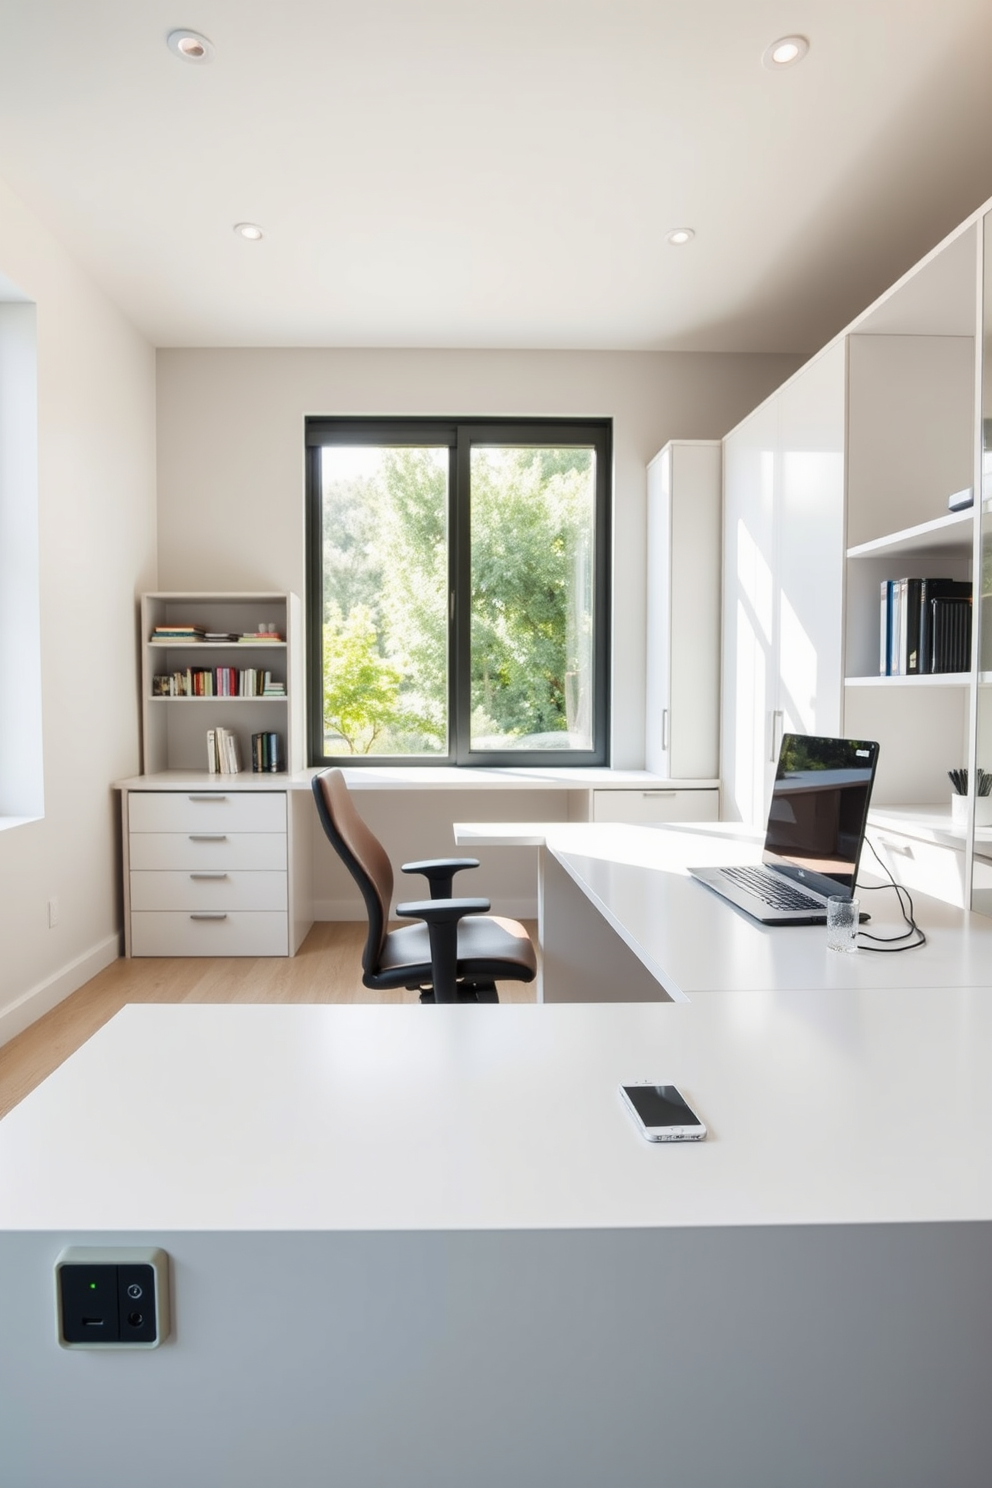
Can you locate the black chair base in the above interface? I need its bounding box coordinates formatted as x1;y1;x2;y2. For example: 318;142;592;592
417;979;500;1005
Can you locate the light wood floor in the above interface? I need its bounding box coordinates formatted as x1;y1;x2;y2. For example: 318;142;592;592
0;921;537;1121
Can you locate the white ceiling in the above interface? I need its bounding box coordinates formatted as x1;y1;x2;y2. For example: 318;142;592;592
2;0;992;353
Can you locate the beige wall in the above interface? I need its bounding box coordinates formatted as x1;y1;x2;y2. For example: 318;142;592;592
156;347;801;768
0;176;157;1038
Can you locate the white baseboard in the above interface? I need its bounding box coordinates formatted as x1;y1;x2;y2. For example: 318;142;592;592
0;933;121;1047
313;897;537;922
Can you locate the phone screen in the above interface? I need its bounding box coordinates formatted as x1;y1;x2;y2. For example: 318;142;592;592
621;1084;703;1128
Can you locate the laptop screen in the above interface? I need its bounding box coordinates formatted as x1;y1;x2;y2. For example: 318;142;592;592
762;734;880;898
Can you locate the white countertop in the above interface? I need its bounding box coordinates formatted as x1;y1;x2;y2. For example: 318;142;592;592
456;820;992;996
2;999;991;1234
116;767;720;792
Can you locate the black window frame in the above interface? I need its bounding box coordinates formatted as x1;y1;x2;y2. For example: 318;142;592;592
305;415;611;768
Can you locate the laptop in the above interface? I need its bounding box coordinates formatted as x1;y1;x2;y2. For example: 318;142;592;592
689;733;880;925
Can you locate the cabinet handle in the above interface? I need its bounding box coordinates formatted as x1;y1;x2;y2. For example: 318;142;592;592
189;912;229;921
190;872;229;880
661;708;669;751
188;834;228;842
642;791;676;798
188;794;227;802
769;710;784;763
877;836;914;858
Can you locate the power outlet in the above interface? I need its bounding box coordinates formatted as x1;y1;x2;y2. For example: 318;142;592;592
55;1247;170;1349
47;897;59;928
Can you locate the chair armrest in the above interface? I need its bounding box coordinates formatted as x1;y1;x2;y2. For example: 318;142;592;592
401;858;480;900
395;896;491;1004
395;896;491;924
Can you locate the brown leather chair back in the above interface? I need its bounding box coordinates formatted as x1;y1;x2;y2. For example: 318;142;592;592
312;769;394;975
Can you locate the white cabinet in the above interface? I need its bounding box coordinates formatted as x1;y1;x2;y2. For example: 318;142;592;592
645;441;721;780
721;211;986;908
125;789;295;957
721;343;846;826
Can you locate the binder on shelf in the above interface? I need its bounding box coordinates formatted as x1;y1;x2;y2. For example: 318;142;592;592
919;580;972;674
879;580;894;675
930;596;972;673
880;577;973;676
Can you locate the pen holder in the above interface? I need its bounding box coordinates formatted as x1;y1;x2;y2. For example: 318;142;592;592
950;794;992;827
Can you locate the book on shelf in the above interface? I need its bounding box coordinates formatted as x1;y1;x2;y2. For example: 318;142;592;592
151;625;206;642
880;577;972;675
251;731;284;773
238;630;284;643
152;665;285;697
203;632;239;641
207;725;243;774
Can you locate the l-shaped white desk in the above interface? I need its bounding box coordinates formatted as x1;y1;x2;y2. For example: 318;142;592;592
3;818;992;1487
455;816;992;1000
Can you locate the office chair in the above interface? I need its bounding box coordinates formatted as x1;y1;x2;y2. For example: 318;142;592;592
311;769;537;1003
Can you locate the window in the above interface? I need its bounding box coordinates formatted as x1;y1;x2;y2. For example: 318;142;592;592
306;418;610;766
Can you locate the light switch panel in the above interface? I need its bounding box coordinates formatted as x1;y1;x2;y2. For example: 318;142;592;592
56;1247;170;1349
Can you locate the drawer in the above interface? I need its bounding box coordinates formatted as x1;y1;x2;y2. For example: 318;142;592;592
130;911;289;957
591;788;719;824
128;832;288;871
867;827;966;909
127;790;286;834
129;870;287;913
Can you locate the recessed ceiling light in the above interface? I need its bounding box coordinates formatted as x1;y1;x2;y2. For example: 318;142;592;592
666;229;695;246
167;29;214;64
762;35;809;69
234;223;263;241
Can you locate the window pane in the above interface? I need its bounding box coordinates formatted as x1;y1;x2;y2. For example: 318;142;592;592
470;446;596;753
319;446;448;756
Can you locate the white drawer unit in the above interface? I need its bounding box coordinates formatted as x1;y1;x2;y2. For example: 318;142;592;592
591;788;719;825
125;790;290;956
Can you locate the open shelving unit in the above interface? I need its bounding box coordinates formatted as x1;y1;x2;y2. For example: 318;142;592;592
140;592;304;775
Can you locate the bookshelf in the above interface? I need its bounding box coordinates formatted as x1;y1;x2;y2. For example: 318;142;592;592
140;592;304;775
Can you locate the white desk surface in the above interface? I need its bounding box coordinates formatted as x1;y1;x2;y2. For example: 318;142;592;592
455;820;992;996
116;767;719;793
2;999;992;1234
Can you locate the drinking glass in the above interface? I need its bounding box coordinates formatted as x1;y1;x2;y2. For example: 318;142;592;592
826;895;859;953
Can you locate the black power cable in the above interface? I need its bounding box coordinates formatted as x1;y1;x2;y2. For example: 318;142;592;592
855;836;926;951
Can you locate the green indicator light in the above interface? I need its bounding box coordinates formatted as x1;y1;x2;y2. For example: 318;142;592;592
89;1282;97;1290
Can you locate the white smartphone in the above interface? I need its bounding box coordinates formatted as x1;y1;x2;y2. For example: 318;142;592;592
619;1083;707;1142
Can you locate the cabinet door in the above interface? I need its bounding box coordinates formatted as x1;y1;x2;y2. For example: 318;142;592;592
722;347;846;827
776;341;845;751
722;397;778;825
645;447;673;775
646;444;721;779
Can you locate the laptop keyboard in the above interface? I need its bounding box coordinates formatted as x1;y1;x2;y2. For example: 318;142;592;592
722;865;824;912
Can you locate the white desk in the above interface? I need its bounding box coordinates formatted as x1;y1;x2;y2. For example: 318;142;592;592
2;1000;991;1487
455;819;992;1000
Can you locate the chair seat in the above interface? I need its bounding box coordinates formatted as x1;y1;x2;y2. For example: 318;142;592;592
373;915;537;989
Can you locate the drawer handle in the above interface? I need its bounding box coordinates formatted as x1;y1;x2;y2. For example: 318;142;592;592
878;836;914;858
190;872;229;881
188;794;228;802
189;912;229;921
642;791;676;798
189;834;228;842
